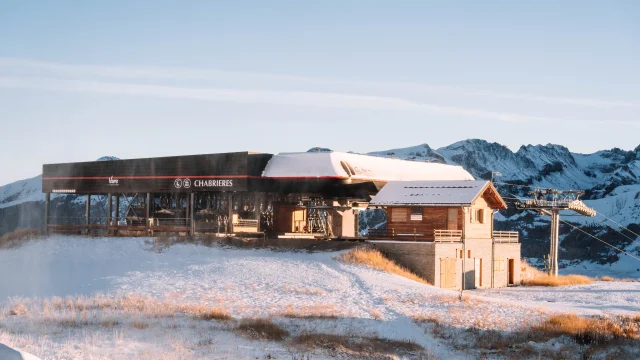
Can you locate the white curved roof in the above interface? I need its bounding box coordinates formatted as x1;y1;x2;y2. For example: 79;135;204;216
262;152;474;181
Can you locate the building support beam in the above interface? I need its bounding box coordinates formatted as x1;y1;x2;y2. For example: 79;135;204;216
114;195;120;235
190;193;195;235
254;193;261;231
227;192;233;234
107;193;112;233
549;209;560;277
180;193;191;223
85;194;91;235
44;193;50;234
146;192;151;235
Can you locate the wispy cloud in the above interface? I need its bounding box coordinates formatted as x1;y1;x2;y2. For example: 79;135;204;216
0;76;566;123
1;57;638;110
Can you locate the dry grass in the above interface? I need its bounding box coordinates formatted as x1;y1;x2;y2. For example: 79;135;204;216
339;248;430;285
520;259;545;281
131;319;151;330
236;318;289;341
522;274;593;287
596;276;636;282
0;228;44;248
279;304;340;319
368;308;383;320
533;314;639;345
196;307;232;321
293;332;423;358
281;285;326;295
9;303;28;316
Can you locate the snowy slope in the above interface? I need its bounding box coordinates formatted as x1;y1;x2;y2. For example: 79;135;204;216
0;175;43;209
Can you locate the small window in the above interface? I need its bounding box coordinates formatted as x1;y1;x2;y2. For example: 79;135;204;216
410;207;423;221
472;208;485;224
459;250;463;259
391;208;408;222
494;257;505;271
468;250;471;258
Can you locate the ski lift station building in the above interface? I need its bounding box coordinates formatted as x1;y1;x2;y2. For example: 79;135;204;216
42;151;520;289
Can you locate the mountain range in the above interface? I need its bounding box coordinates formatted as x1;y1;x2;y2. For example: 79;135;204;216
2;140;639;275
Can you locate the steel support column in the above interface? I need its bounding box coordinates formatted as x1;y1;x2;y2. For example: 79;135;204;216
107;193;112;233
44;193;50;234
190;193;195;235
85;194;91;234
549;209;560;277
227;192;233;234
114;195;120;234
146;192;151;235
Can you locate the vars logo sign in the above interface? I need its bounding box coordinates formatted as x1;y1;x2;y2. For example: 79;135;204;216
108;176;119;186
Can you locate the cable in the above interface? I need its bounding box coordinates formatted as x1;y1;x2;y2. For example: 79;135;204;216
596;212;640;241
559;218;640;263
494;182;540;189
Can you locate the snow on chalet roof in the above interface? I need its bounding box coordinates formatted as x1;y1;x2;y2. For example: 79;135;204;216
261;152;474;181
370;180;501;207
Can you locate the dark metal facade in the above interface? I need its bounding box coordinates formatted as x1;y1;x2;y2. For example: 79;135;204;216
43;152;273;194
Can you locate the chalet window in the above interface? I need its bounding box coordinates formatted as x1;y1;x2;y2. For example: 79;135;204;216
391;208;408;222
410;207;423;221
494;257;505;271
471;208;485;224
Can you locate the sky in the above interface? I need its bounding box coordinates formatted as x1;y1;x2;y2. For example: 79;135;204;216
0;0;638;185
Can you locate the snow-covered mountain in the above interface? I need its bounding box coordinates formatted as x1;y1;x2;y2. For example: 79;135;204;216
366;140;640;273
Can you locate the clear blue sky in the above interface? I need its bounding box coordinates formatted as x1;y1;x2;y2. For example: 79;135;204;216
0;0;638;185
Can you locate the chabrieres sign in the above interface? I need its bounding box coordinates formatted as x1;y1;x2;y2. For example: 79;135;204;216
173;178;234;189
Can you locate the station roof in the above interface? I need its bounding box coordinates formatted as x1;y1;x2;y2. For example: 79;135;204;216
369;180;507;209
262;152;474;181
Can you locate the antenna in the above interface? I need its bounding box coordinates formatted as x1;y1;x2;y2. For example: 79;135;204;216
515;189;596;277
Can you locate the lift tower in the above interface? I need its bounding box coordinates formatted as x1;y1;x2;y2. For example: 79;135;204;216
516;189;596;277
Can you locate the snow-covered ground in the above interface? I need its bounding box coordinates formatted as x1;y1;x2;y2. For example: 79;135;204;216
1;236;639;359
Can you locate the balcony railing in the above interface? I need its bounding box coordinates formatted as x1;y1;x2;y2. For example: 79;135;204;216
434;229;462;242
493;231;519;243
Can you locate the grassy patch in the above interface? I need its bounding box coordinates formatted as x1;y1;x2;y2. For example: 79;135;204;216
279;304;339;319
339;248;430;285
130;319;150;330
0;228;44;249
236;318;289;341
532;314;639;345
197;307;232;321
293;333;423;358
522;274;592;287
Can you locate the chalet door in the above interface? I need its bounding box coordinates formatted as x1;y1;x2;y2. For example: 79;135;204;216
440;258;457;289
447;209;458;230
474;258;482;288
508;259;515;285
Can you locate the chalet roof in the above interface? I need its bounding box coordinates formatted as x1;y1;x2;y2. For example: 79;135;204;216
369;180;507;209
262;152;474;181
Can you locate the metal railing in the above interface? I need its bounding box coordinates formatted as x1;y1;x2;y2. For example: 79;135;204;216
493;231;519;243
434;229;463;242
233;219;259;227
366;228;388;238
233;218;260;233
151;218;190;227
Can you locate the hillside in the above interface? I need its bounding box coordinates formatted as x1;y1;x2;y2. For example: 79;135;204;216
0;236;638;359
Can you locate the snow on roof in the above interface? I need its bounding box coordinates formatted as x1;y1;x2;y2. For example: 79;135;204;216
370;180;494;206
261;152;474;181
